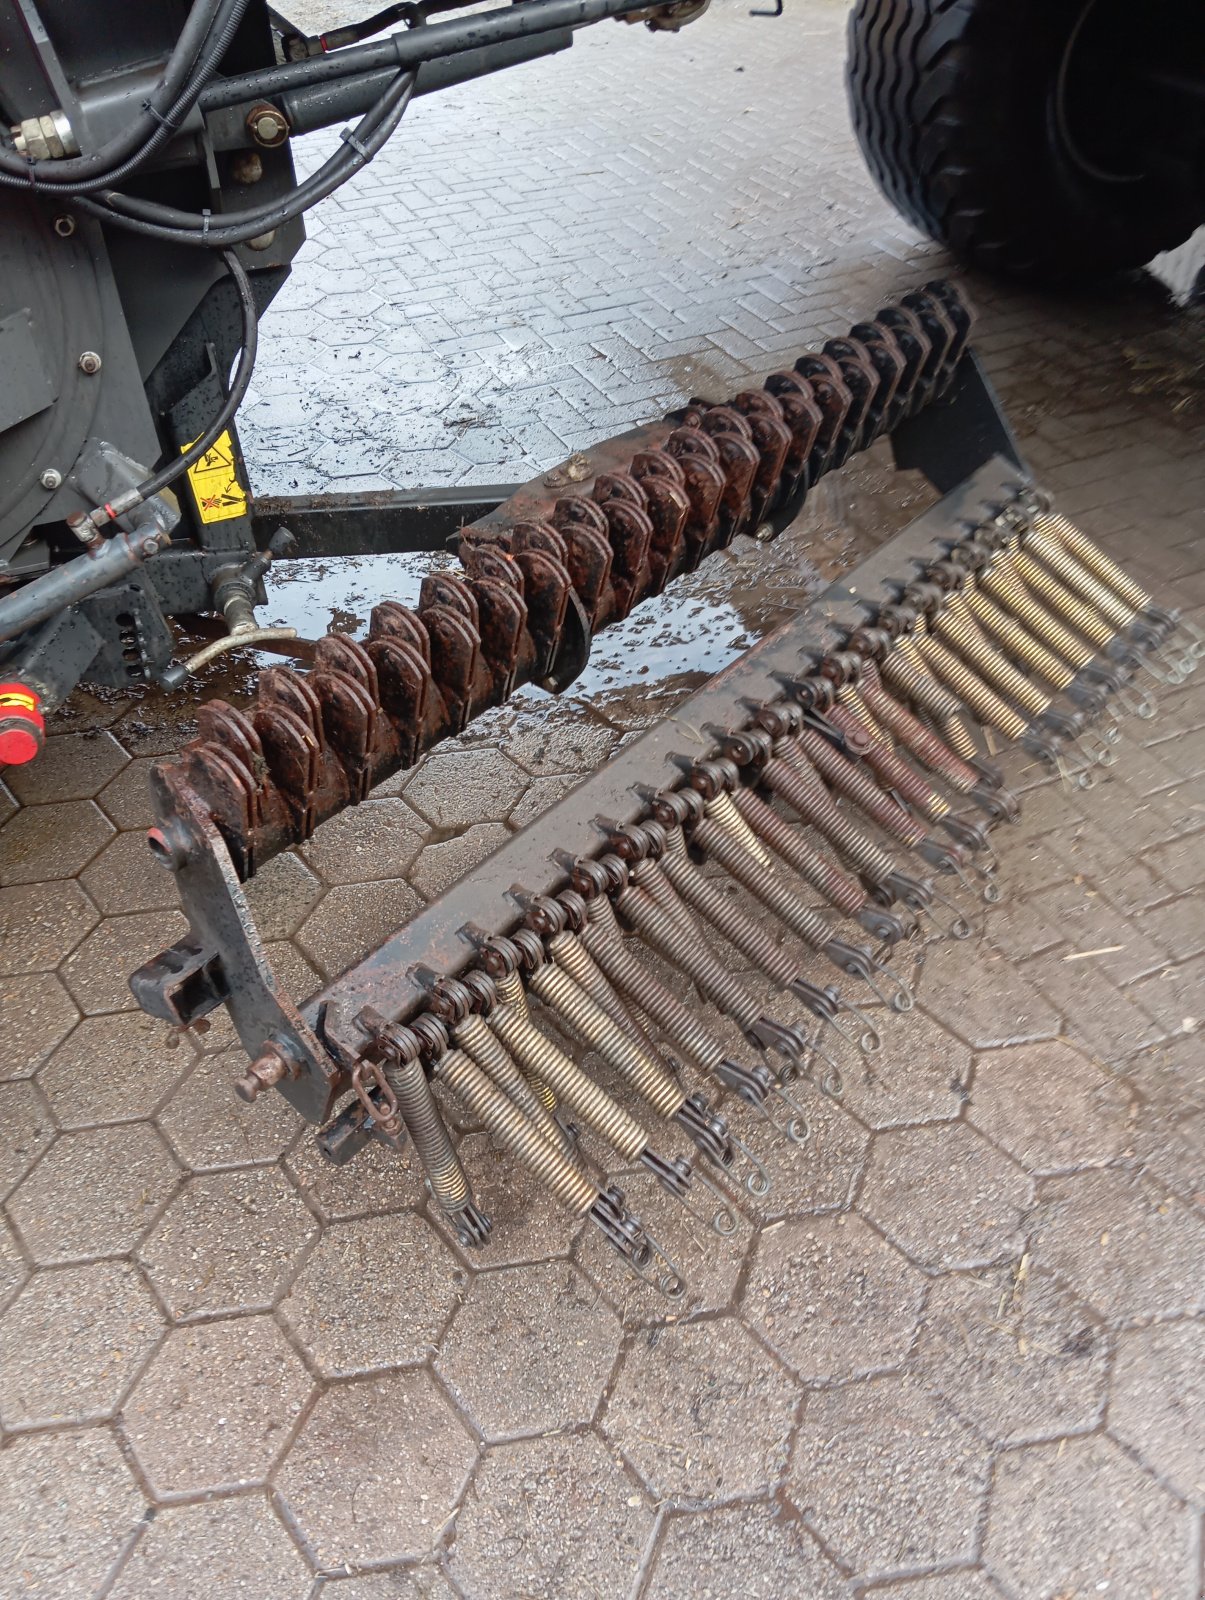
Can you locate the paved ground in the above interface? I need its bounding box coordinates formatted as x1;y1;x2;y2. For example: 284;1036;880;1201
1;2;1204;1597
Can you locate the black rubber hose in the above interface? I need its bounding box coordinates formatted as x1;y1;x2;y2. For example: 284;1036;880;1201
0;0;224;186
74;71;416;248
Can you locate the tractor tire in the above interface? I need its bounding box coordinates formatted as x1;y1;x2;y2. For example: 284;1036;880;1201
846;0;1203;282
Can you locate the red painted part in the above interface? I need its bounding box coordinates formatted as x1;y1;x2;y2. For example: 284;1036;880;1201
0;682;45;766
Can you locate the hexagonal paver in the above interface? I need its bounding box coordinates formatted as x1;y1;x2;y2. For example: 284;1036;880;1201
278;1369;476;1567
508;772;579;829
827;1006;971;1130
0;1079;54;1198
286;1122;423;1220
0;1428;143;1598
60;908;188;1014
296;880;424;979
984;1436;1196;1599
426;1131;575;1268
0;1214;26;1308
920;944;1061;1049
603;1316;798;1504
409;822;512;900
79;831;180;916
123;1315;313;1494
95;755;159;829
719;1089;870;1222
108;1496;310;1600
789;1376;989;1578
1027;1168;1205;1323
857;1576;1000;1600
0;1260;161;1429
436;1261;620;1440
300;797;426;884
450;1433;653;1600
403;749;527;829
1108;1320;1204;1502
741;1214;925;1382
315;1571;458;1599
241;849;325;939
38;1011;193;1128
647;1502;851;1599
858;1123;1032;1271
4;731;128;805
8;1123;179;1265
0;798;114;885
0;971;79;1077
279;1213;460;1377
573;1164;754;1326
0;880;98;975
913;1264;1107;1446
159;1049;300;1170
500;711;618;777
967;1040;1134;1174
138;1167;316;1319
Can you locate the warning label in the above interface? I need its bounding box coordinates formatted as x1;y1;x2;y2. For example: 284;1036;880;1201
183;430;249;524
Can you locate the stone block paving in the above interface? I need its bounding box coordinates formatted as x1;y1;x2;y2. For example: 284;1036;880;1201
1;2;1205;1596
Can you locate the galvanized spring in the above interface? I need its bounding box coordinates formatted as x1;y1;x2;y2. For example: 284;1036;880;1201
488;982;651;1164
435;1047;598;1215
914;630;1029;741
836;682;889;744
452;1011;571;1156
933;593;1052;718
381;1050;471;1215
960;575;1078;690
618;869;763;1034
769;742;898;885
852;663;980;794
1008;545;1116;650
829;697;950;823
792;723;929;848
978;546;1097;668
527;957;685;1121
547;929;663;1061
1026;520;1136;631
1041;511;1151;611
582;896;731;1081
662;816;829;961
703;789;771;866
729;786;865;916
882;638;981;760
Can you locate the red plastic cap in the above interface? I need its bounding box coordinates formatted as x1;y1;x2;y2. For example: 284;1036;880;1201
0;682;44;767
0;724;41;765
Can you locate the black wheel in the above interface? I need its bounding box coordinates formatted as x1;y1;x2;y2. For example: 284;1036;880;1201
846;0;1205;281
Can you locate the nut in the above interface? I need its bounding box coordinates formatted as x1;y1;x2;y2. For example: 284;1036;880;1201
53;214;76;238
39;468;62;491
246;103;290;148
78;351;102;374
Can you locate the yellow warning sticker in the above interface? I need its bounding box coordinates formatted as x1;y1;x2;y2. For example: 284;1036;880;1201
184;429;248;523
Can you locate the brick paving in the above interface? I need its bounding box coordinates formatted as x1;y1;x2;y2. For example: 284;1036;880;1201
1;1;1205;1596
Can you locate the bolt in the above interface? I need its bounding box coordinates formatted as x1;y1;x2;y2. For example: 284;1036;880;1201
246;102;289;148
140;534;161;558
754;522;774;542
234;1041;298;1103
246;229;277;251
53;214;76;237
78;351;102;374
39;468;62;491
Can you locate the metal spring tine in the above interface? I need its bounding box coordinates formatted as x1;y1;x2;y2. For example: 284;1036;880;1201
729;1133;772;1197
861;952;916;1014
918;886;973;941
711;1057;804;1149
631;1222;689;1298
821;999;882;1057
767;1081;811;1145
682;1162;742;1235
802;1026;845;1099
1175;614;1205;659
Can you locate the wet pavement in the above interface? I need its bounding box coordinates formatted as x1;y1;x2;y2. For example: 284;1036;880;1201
1;1;1205;1596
